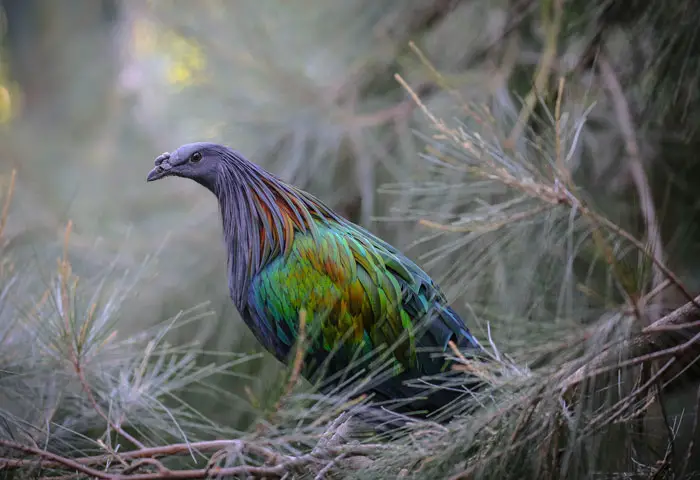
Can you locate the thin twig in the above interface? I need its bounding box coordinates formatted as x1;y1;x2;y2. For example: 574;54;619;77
0;439;114;480
75;360;146;450
1;440;282;469
554;76;568;185
598;52;665;322
587;211;696;306
678;383;700;478
562;331;700;392
560;293;700;392
0;437;387;473
642;293;700;332
505;0;564;148
54;222;145;450
121;458;170;475
582;358;675;434
314;453;346;480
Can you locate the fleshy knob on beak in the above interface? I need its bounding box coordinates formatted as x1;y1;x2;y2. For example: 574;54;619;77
147;152;173;182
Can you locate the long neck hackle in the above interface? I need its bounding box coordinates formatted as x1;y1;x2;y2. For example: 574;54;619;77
214;149;341;308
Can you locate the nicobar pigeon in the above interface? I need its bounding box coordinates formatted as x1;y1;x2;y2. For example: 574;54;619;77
146;142;482;419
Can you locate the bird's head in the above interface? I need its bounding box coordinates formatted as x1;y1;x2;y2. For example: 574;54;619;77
146;142;223;192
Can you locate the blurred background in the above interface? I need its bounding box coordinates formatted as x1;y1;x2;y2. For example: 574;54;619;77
2;0;700;433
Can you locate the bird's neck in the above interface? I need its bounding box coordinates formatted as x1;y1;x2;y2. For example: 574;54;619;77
215;161;315;307
215;159;345;309
215;164;264;310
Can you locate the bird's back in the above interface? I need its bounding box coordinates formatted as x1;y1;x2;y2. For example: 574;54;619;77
244;218;481;417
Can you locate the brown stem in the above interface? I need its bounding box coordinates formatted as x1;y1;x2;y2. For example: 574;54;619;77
562;294;700;391
1;438;384;479
74;359;146;449
0;440;115;480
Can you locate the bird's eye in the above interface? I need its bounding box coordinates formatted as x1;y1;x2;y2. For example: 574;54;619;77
190;152;202;163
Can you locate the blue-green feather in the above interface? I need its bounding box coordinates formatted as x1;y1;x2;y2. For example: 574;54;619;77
246;221;480;391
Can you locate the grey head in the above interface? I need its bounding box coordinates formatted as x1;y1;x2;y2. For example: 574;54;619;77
146;142;226;193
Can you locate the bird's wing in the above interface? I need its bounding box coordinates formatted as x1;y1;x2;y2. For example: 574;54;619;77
247;223;478;376
348;221;481;372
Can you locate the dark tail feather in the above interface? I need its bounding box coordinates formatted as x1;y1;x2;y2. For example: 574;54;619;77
433;304;481;351
320;304;484;427
364;305;484;422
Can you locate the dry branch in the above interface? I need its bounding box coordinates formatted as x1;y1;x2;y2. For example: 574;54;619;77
0;427;388;479
563;294;700;393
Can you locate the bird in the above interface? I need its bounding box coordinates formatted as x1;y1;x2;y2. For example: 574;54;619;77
146;142;482;420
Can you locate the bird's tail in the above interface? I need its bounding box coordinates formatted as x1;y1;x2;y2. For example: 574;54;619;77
363;304;484;421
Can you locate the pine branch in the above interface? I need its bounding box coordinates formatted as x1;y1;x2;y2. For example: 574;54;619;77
0;433;388;479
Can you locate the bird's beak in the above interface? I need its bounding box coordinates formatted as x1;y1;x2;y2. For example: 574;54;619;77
146;152;173;182
146;164;169;182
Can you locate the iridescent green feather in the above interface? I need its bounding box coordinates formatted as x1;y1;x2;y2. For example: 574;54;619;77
250;223;419;373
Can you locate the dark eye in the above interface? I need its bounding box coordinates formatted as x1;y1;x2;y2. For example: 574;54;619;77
190;152;202;163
